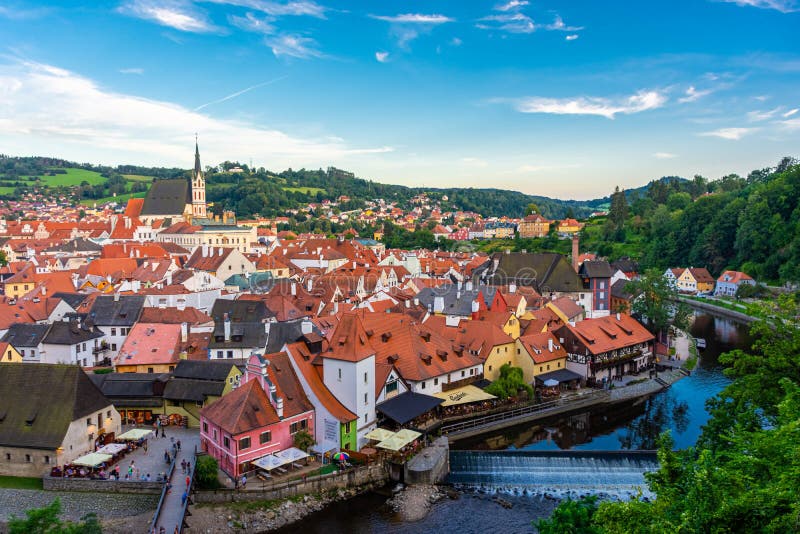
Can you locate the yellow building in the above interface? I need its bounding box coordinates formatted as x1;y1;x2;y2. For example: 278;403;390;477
0;342;22;363
515;332;568;383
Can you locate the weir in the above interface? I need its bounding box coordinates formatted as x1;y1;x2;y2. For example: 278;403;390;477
448;450;658;497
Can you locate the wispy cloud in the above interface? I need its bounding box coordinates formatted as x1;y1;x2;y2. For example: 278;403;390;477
716;0;798;12
746;107;783;121
119;67;144;75
460;157;489;167
782;108;798;117
228;12;276;34
0;60;391;169
0;4;52;19
546;15;583;31
495;0;529;11
118;0;219;33
194;76;288;110
478;13;536;33
565;34;579;41
369;13;453;24
450;37;463;46
505;90;667;119
369;13;453;49
264;34;324;58
207;0;328;18
678;85;714;103
780;118;800;130
653;152;678;159
698;127;759;140
375;51;389;63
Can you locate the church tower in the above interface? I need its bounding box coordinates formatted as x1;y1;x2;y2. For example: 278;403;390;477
192;138;207;219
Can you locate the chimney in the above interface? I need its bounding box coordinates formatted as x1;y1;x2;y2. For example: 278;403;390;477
276;397;284;419
291;283;297;296
433;296;445;314
166;272;172;286
41;286;46;296
218;248;223;256
616;312;621;321
414;298;419;307
307;278;313;292
509;283;516;294
572;233;580;272
114;292;120;302
548;338;554;352
202;244;208;257
466;280;473;291
264;321;271;336
224;312;231;341
301;318;313;335
181;322;188;343
177;299;185;311
405;299;410;308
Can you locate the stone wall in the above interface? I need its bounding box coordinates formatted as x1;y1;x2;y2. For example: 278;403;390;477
0;446;56;477
43;476;164;494
678;297;756;323
194;464;387;503
405;437;449;485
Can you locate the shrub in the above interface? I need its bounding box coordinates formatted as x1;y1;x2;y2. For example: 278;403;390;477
195;455;221;490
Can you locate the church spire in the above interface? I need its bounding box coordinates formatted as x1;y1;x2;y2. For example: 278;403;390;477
194;133;202;175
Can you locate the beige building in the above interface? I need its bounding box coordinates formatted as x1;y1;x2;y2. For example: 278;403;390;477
156;222;256;254
0;364;121;476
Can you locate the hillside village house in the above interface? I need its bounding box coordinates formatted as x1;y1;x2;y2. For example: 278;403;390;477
185;245;256;279
675;267;715;294
199;353;314;480
0;364;121;477
86;294;145;361
715;271;755;296
515;331;579;388
557;313;655;386
518;214;552;238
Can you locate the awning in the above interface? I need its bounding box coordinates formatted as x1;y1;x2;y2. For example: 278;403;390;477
252;454;286;471
274;447;308;464
376;391;443;425
376;428;422;451
375;435;406;451
433;384;497;406
117;428;153;441
365;428;395;442
72;452;113;467
96;443;127;455
309;441;338;455
535;369;583;384
543;379;559;387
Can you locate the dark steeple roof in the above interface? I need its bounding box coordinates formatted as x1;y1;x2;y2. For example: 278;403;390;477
194;139;202;176
141;179;191;216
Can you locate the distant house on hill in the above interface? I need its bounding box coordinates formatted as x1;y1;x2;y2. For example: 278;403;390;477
715;271;755;296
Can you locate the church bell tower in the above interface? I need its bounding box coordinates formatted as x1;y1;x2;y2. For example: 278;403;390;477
192;136;207;219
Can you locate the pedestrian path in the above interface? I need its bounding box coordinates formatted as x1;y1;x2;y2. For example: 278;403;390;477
155;446;193;533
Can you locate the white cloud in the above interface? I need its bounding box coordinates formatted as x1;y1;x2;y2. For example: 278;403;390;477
264;34;323;59
546;15;583;31
565;34;579;41
0;60;390;168
375;51;389;63
0;4;52;19
451;37;463;46
779;118;800;130
207;0;328;18
478;12;536;33
118;0;219;33
228;12;276;34
518;163;581;172
698;127;759;140
783;108;798;117
495;0;529;11
460;157;488;167
746;107;782;121
717;0;798;12
119;67;144;75
653;152;677;159
509;90;667;119
369;13;453;24
678;85;713;103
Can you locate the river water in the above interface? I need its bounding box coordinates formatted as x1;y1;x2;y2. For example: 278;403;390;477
276;311;752;533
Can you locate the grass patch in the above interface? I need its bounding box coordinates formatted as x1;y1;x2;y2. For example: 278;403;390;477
80;191;146;206
0;476;43;490
122;174;154;182
37;168;106;187
0;186;17;195
283;186;325;195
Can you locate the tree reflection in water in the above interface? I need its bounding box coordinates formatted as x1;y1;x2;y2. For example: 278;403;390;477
617;394;690;450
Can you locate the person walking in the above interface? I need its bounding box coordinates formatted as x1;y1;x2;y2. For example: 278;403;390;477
241;474;247;488
161;426;166;438
176;439;181;451
181;490;188;505
185;475;190;487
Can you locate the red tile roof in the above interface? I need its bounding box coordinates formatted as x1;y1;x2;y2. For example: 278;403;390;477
559;313;654;355
200;379;279;435
517;332;567;364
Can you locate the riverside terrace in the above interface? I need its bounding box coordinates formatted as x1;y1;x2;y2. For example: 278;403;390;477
44;426;200;491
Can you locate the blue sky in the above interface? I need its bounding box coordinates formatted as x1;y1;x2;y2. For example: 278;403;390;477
0;0;798;199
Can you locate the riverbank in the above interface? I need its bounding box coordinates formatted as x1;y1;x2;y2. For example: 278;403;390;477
188;481;385;532
678;296;757;323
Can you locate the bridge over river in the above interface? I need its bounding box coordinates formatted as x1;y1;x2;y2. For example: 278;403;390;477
448;449;659;498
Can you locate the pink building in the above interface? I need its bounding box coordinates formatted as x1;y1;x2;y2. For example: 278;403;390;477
199;353;314;479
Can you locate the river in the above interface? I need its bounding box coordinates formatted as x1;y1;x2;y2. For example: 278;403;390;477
276;311;752;533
